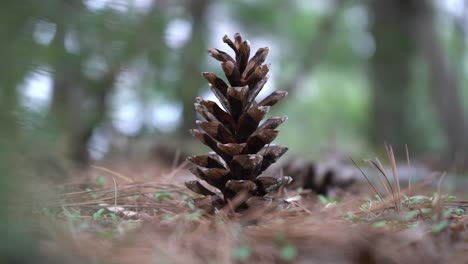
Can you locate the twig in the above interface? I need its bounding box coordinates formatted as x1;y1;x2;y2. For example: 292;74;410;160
112;177;118;208
290;201;313;215
91;165;134;183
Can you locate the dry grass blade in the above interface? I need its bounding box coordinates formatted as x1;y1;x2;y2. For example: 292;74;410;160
374;158;395;195
221;191;250;214
369;159;399;210
91;165;134;183
434;172;446;220
349;157;383;200
366;160;392;197
385;144;401;211
405;144;412;197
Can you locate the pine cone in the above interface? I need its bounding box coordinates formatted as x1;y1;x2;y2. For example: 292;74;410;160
279;158;356;196
185;33;291;210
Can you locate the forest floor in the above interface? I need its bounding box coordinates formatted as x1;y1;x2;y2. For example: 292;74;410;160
34;160;468;264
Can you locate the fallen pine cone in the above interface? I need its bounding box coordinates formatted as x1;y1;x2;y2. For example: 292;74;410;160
185;33;291;211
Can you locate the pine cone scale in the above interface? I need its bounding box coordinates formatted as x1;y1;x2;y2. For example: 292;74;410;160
256;91;288;107
187;155;225;169
197;121;235;144
230;154;263;181
185;180;216;196
202;72;228;95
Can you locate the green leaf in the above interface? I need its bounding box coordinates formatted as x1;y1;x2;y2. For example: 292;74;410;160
154;191;172;199
404;210;419;221
280;244;297;262
374;194;382;201
86;188;98;199
318;194;328;205
187;201;196;211
110;213;118;222
186;210;202;221
318;194;335;205
447;195;457;201
372;220;386;228
401;195;409;203
431;220;449;234
408;196;428;204
231;246;251;260
96;175;106;186
93;208;105;220
444;208;464;217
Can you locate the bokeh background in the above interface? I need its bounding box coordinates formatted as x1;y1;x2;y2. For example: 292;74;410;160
4;0;468;168
2;0;468;262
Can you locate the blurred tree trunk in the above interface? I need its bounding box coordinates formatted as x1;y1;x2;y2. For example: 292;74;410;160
49;56;115;166
69;76;115;165
412;1;468;170
175;0;210;137
48;18;93;166
370;0;468;169
49;23;111;166
49;1;168;166
368;0;417;155
49;24;77;131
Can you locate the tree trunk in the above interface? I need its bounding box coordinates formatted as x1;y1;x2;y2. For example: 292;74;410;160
412;1;468;170
48;21;91;165
176;0;211;137
368;0;418;155
69;82;113;166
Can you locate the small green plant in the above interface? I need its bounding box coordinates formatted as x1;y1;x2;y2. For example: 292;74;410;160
85;188;98;199
92;208;120;223
275;232;297;262
444;208;464;217
154;191;172;200
93;208;106;220
231;245;251;261
186;210;203;221
95;175;106;186
318;194;336;205
403;210;420;221
431;220;449;234
187;200;196;211
280;244;298;262
372;220;387;228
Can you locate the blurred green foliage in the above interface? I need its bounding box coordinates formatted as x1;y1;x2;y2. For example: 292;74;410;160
2;0;466;163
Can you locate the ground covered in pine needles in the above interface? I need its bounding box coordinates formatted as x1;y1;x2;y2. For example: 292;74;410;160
33;160;468;264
